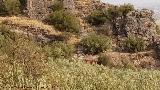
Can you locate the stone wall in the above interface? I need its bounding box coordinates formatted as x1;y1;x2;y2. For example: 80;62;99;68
26;0;76;20
25;0;106;20
26;0;54;20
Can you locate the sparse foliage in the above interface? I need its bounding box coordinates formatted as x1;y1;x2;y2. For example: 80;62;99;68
97;53;113;66
81;33;112;55
50;10;80;33
122;36;145;53
4;0;21;15
50;0;64;12
87;9;107;26
44;41;75;59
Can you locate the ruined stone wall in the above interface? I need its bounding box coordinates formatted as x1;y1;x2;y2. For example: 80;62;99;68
26;0;76;20
26;0;54;20
25;0;106;20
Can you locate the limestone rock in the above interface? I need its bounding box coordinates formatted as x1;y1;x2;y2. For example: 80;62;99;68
115;9;157;44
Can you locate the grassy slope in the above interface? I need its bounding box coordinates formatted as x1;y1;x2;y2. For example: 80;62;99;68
0;17;160;89
44;59;160;90
0;16;60;35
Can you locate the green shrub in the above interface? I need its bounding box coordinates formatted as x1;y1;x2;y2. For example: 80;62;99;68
0;3;8;16
87;9;107;26
97;53;113;66
50;0;64;12
4;0;21;15
44;41;75;59
81;34;112;55
50;10;80;33
119;4;134;17
122;36;145;53
107;4;134;21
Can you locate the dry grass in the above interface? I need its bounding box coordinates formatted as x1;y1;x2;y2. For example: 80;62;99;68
0;16;60;35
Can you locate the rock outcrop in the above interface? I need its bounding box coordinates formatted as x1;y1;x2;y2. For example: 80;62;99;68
125;9;157;43
115;9;157;45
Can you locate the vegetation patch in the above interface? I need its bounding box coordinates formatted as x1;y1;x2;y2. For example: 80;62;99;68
87;9;107;26
44;41;75;59
49;10;80;33
81;33;112;55
0;0;21;16
122;36;146;53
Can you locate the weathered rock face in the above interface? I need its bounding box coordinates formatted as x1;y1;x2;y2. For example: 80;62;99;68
26;0;76;20
26;0;54;20
125;9;157;42
115;9;157;44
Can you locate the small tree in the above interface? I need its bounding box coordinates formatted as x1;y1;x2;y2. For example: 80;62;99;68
106;4;134;36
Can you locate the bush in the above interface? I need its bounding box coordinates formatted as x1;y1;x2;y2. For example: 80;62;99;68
0;3;8;16
4;0;21;15
119;4;134;17
97;53;113;66
107;4;134;21
122;36;145;53
81;34;112;55
50;10;80;33
44;41;75;59
87;9;107;26
50;0;64;12
97;53;136;69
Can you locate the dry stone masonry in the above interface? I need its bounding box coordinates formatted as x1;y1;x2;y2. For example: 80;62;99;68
26;0;54;20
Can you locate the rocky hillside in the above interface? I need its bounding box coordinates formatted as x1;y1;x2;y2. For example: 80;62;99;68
1;1;160;89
